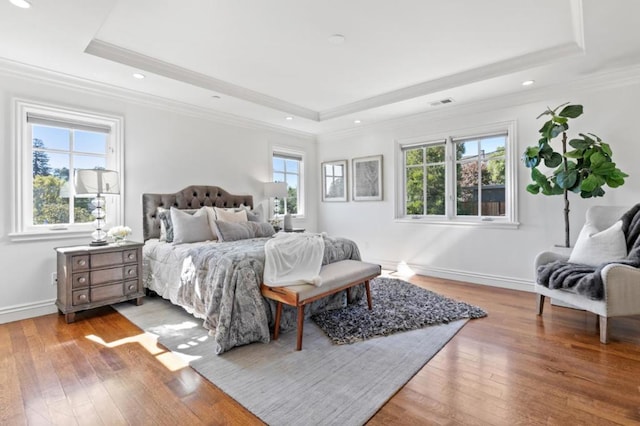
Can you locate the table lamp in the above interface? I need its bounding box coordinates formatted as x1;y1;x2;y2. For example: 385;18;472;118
74;169;120;246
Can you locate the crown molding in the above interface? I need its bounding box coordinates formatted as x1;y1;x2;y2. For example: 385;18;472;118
0;56;315;140
318;63;640;141
85;39;320;121
87;39;585;123
319;42;585;121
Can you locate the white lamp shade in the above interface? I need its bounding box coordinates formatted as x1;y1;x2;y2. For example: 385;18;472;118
264;181;287;198
75;169;120;195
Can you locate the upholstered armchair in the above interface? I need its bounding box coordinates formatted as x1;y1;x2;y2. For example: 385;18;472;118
534;205;640;343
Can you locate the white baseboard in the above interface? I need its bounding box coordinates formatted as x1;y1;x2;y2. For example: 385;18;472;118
0;299;57;324
368;258;535;293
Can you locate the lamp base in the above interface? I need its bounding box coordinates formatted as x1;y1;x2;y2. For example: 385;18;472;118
90;240;108;247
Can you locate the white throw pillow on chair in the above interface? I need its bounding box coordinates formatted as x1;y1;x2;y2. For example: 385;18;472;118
568;220;627;267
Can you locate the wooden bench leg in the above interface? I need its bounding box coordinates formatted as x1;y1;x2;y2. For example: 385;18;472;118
296;305;305;351
365;280;372;310
273;302;283;340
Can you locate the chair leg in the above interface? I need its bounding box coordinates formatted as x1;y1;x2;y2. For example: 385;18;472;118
273;302;282;340
365;280;372;310
599;316;609;344
536;294;545;315
296;305;305;351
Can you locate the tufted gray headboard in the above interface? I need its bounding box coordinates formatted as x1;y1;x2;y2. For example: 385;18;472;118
142;185;254;241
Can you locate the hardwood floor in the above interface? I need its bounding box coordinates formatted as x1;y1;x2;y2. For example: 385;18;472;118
2;275;639;425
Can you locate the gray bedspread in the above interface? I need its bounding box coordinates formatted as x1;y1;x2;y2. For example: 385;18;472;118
162;235;362;354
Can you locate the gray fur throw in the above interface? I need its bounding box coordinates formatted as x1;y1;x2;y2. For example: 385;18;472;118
537;203;640;299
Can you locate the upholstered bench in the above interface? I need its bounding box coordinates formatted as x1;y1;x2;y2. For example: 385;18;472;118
260;259;381;350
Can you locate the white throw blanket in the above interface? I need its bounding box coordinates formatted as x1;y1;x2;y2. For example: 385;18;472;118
263;232;325;287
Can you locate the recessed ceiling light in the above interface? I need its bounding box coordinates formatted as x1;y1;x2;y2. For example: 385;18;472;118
354;119;361;124
522;80;535;86
9;0;31;8
132;73;145;79
285;116;294;121
328;34;345;45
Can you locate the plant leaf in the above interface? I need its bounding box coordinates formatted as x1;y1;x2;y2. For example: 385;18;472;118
568;138;590;150
564;149;583;159
600;142;612;156
544;152;563;168
556;170;577;189
580;174;599;192
559;104;583;118
526;183;540;194
589;152;606;167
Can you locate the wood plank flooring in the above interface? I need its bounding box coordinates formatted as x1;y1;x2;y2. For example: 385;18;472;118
2;275;639;425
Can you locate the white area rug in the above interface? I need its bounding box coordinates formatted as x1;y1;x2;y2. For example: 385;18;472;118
114;297;467;426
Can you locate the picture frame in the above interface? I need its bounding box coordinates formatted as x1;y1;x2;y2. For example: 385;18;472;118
321;159;348;202
352;155;383;201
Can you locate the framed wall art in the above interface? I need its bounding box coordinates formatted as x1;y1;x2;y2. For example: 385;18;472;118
321;159;348;202
352;155;382;201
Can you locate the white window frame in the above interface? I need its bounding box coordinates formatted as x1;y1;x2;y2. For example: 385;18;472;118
271;146;305;217
10;99;124;241
395;121;518;228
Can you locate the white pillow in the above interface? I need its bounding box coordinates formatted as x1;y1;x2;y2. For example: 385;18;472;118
568;220;627;267
214;207;248;223
171;207;214;244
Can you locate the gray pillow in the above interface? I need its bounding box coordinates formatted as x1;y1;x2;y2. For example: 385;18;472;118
246;210;263;222
157;207;198;242
212;220;275;242
171;207;214;244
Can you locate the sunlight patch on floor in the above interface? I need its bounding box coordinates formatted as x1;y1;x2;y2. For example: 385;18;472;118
85;329;201;371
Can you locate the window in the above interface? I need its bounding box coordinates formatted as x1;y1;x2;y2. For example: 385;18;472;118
397;122;517;226
272;149;304;216
11;100;123;240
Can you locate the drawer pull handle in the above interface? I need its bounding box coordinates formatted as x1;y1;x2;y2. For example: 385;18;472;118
128;269;135;275
78;260;86;266
128;253;134;260
128;284;135;291
78;294;87;301
78;277;86;284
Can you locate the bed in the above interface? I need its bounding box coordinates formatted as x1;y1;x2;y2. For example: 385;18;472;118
141;185;364;354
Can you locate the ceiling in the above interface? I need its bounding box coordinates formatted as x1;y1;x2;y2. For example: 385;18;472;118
1;0;639;135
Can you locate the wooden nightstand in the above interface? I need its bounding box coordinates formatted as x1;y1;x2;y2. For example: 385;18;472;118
55;241;144;323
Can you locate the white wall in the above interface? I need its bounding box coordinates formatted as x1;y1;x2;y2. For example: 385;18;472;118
317;81;640;291
0;71;316;323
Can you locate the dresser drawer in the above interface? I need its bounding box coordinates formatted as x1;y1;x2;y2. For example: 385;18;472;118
91;267;124;285
71;255;90;271
92;251;124;268
91;283;124;302
72;289;90;306
124;280;140;295
124;265;138;279
123;249;138;263
72;272;90;289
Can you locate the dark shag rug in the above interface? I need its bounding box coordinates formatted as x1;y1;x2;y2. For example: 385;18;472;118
311;277;487;344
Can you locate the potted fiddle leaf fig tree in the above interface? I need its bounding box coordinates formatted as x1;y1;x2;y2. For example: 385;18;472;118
522;103;628;247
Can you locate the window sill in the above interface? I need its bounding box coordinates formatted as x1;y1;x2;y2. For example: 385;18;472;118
9;228;93;242
394;217;520;229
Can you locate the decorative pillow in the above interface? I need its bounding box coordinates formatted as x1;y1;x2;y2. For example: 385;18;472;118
212;220;275;242
237;204;263;222
158;207;199;242
157;207;171;242
171;207;214;244
246;210;262;222
214;207;248;223
568;220;627;267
